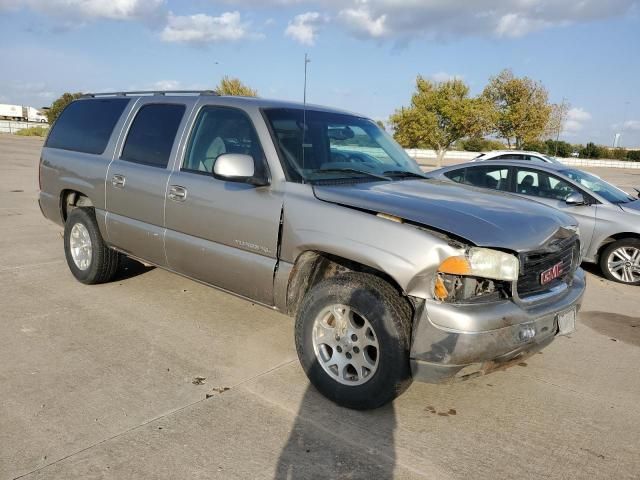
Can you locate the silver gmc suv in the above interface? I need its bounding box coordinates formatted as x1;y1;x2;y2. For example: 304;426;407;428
38;91;585;409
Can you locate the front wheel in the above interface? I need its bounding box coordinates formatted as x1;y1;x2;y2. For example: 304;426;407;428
599;238;640;285
295;272;413;409
64;207;120;284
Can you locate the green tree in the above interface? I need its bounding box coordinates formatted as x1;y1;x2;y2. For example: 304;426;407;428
390;77;494;166
581;142;605;159
376;120;386;130
215;76;258;96
460;137;505;152
47;92;83;124
483;69;552;149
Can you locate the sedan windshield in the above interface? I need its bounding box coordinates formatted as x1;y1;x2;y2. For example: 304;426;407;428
543;155;562;164
560;169;635;203
263;108;425;183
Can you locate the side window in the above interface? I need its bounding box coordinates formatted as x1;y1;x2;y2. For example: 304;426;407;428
45;98;130;154
183;106;265;175
499;154;526;160
463;166;510;191
516;169;576;200
444;168;466;184
121;103;185;168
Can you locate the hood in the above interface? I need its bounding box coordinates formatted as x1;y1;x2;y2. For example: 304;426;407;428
620;199;640;214
313;179;576;252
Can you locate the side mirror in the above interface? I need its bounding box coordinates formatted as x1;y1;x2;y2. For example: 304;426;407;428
565;192;586;206
213;154;268;186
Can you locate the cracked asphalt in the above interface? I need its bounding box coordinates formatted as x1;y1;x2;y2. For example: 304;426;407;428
1;135;639;479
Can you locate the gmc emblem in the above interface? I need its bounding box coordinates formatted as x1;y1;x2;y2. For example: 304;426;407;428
540;262;563;285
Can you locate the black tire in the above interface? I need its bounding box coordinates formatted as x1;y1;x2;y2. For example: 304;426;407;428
295;272;413;410
599;238;640;285
64;207;120;284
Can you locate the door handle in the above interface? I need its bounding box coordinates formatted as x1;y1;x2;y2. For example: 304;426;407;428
168;185;187;202
111;174;126;188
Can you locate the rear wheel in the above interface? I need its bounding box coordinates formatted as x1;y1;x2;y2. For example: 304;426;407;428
64;208;120;284
295;272;413;409
599;238;640;285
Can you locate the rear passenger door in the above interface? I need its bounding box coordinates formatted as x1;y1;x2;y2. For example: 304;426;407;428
105;100;190;266
163;105;283;305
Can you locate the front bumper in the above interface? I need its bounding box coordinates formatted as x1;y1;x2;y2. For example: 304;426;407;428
410;268;585;383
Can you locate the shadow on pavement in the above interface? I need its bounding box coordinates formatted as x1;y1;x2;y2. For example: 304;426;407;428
274;385;397;480
114;256;155;281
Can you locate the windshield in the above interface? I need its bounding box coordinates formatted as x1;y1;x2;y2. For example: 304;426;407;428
263;108;425;182
543;155;562;164
560;169;634;203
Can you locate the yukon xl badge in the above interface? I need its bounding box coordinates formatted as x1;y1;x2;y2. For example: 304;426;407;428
540;262;563;285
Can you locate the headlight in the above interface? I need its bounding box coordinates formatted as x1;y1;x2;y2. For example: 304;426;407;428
433;248;519;303
438;248;519;281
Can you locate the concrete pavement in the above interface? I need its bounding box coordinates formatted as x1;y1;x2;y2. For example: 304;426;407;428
1;135;639;479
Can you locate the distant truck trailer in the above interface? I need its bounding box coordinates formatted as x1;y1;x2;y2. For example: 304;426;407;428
0;104;48;123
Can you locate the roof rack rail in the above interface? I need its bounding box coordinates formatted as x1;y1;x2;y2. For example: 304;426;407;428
82;90;219;98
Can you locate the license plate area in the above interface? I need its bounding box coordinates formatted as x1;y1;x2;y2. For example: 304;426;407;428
557;307;576;335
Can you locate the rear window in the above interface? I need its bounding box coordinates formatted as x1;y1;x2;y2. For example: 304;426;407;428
45;98;130;154
121;103;185;168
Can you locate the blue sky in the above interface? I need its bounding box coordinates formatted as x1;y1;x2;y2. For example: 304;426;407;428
0;0;638;147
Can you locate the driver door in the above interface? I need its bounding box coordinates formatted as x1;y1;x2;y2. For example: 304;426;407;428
512;167;596;257
163;105;283;305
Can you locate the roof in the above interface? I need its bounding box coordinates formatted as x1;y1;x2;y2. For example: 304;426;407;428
80;90;359;116
478;150;549;156
432;159;570;174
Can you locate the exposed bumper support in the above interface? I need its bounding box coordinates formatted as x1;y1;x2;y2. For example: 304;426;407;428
410;268;586;383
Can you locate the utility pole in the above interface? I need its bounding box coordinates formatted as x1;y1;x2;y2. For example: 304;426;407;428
302;53;311;174
303;53;310;106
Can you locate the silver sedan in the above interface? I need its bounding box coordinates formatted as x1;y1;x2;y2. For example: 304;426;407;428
429;160;640;285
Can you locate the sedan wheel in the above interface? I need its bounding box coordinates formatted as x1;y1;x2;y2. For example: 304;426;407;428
600;238;640;285
607;246;640;283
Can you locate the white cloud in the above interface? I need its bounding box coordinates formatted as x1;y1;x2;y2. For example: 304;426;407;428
227;0;636;42
161;11;258;44
150;80;182;90
285;12;328;45
429;72;464;83
622;120;640;132
338;7;388;38
494;13;554;38
564;107;592;133
4;0;165;22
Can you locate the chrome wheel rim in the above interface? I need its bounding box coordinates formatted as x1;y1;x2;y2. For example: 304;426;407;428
607;246;640;283
312;304;380;386
69;223;92;271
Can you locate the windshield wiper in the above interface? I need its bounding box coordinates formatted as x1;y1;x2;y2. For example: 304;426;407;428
316;168;391;181
383;170;428;179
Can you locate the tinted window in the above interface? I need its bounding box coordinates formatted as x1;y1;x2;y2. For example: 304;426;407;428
516;168;576;200
46;98;130;154
497;153;526;160
446;166;510;191
444;168;466;183
121;103;185;168
183;107;265;175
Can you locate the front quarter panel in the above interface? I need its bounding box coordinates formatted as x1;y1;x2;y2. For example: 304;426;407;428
280;183;465;299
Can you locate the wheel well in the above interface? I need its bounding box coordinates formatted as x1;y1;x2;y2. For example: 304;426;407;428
60;190;94;222
596;233;640;260
285;251;410;317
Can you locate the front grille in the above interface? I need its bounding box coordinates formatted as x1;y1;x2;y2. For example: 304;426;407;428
517;235;580;298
